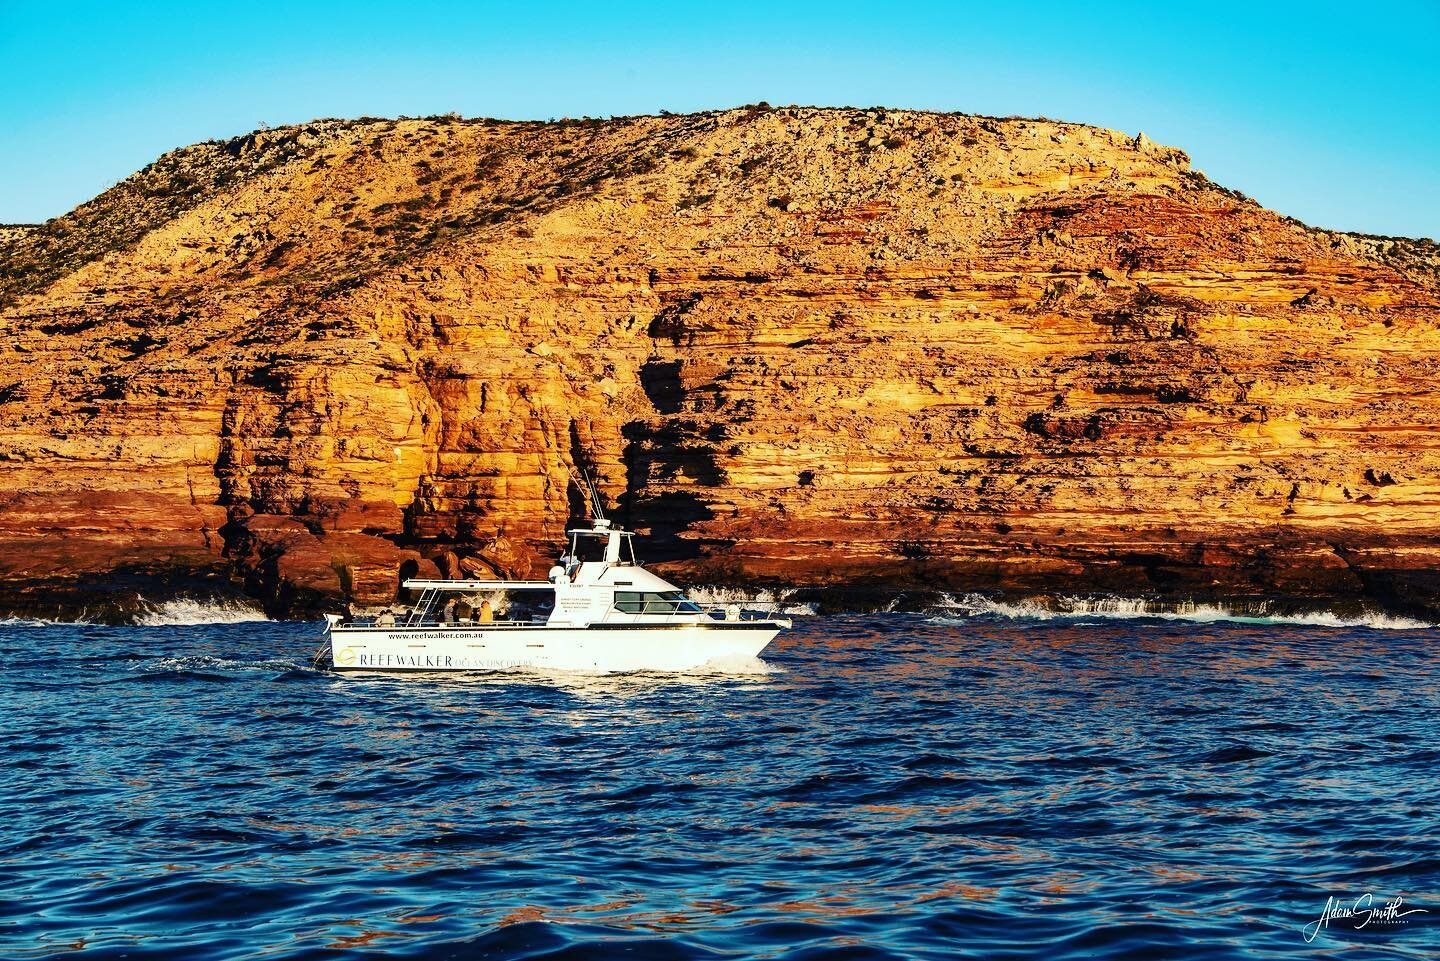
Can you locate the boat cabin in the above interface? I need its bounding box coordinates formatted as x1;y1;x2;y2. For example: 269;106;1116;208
347;519;719;630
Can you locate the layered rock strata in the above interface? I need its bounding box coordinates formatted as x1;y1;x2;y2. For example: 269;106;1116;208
2;107;1438;619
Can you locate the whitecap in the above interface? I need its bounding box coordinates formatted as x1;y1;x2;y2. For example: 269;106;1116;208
136;655;302;672
929;593;1434;630
686;585;817;615
133;598;270;626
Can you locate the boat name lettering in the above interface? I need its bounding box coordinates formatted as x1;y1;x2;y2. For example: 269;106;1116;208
351;652;535;670
357;653;455;667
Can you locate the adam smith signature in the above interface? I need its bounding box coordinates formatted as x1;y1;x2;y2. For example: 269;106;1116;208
1303;894;1427;942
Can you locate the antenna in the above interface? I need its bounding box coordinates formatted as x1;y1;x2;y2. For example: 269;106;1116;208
568;463;606;521
582;466;607;521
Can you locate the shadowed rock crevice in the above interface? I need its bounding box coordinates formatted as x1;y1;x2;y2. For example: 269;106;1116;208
639;360;686;414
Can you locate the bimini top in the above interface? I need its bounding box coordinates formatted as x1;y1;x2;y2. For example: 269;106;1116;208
565;518;632;536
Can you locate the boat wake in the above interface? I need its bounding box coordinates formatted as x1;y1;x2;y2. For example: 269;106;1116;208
537;656;784;689
134;655;305;672
929;593;1435;630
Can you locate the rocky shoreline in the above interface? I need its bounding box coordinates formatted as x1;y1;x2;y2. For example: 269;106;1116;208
3;567;1436;625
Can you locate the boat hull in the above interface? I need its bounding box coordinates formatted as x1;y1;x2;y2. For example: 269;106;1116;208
328;621;782;673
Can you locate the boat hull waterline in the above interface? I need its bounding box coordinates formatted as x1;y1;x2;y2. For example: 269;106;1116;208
329;622;783;673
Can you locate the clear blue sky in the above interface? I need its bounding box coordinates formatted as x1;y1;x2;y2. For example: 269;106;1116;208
1;1;1436;238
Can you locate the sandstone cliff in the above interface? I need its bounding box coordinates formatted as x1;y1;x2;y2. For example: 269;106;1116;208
3;106;1439;620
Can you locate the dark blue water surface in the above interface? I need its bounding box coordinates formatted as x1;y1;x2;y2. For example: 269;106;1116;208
2;612;1437;960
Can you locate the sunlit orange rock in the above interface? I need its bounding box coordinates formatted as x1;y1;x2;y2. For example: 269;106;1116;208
2;107;1437;618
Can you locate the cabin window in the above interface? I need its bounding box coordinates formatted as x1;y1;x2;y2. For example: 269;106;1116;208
613;590;702;614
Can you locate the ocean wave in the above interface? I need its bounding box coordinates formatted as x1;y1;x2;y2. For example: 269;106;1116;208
1;598;270;627
687;586;817;615
133;598;270;626
930;594;1435;630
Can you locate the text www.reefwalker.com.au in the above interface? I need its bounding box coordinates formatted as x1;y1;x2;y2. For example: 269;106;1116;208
1303;894;1427;942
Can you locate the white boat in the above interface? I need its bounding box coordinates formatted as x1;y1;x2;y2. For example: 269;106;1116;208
322;517;791;674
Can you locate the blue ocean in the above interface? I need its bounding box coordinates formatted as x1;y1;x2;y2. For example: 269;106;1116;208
3;600;1437;959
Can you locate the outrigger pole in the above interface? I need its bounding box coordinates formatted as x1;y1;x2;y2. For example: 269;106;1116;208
569;464;607;522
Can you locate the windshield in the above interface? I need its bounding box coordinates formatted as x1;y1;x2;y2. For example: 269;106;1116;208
569;533;608;563
614;590;702;614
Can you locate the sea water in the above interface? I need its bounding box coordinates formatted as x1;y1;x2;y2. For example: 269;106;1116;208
2;604;1437;959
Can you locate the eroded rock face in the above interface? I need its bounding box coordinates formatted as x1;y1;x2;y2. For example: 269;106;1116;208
2;107;1438;618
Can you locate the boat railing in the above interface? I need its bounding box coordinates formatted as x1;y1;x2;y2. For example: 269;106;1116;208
703;606;791;623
